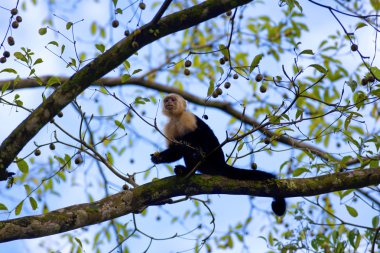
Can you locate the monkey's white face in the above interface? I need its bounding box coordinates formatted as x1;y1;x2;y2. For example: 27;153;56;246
164;96;177;111
163;94;186;116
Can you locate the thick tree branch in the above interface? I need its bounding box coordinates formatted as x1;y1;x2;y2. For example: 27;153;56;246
0;0;254;180
0;168;379;242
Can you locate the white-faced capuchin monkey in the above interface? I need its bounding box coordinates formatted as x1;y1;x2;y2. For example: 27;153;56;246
151;93;286;216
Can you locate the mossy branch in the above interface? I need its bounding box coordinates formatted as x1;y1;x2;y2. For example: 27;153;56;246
0;168;379;242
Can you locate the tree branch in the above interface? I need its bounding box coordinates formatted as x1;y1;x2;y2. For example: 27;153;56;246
0;168;379;242
0;0;254;180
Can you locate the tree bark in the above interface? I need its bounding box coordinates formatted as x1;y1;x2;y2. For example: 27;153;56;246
0;168;379;242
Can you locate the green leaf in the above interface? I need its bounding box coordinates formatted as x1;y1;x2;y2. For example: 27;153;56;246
295;109;303;120
132;69;142;75
29;197;38;210
370;0;380;11
344;113;352;131
38;27;47;35
1;81;10;94
61;45;65;55
24;184;31;195
372;216;379;228
16;158;29;174
355;22;367;31
47;76;61;87
75;237;83;248
207;79;215;96
33;58;43;66
346;80;357;92
15;200;24;215
249;53;263;73
114;120;125;130
48;41;59;47
299;49;314;55
14;52;28;63
309;64;327;74
95;43;105;53
237;141;244;151
90;22;97;35
121;74;131;82
66;22;73;30
0;203;8;210
218;44;229;59
64;154;72;169
345;205;358;217
0;68;17;74
294;0;303;12
370;66;380;80
292;167;310;177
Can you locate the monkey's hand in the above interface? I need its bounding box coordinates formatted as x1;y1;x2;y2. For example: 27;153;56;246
150;152;162;164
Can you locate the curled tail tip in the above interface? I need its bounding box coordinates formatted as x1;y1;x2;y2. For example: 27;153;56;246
271;198;286;216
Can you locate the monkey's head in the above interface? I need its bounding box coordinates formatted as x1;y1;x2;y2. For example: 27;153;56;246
163;94;187;117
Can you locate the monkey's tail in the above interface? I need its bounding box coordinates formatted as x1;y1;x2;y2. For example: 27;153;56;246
221;165;286;216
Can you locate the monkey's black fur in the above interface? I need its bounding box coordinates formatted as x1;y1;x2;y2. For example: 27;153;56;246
151;115;286;216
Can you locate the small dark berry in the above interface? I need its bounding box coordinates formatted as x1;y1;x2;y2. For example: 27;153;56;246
367;75;375;83
3;51;10;58
16;16;22;22
10;8;18;15
57;111;63;118
7;36;15;46
112;20;119;28
124;30;130;36
139;2;146;10
251;163;257;170
212;91;218;98
255;73;263;82
259;85;267;93
216;87;223;95
351;44;358;52
264;138;270;145
361;78;368;86
34;149;41;156
226;10;232;16
49;143;55;150
122;184;129;190
130;159;134;164
184;68;190;76
12;21;19;29
185;60;192;67
0;57;6;63
233;73;238;79
224;82;231;89
74;156;83;165
219;58;225;65
203;114;208;120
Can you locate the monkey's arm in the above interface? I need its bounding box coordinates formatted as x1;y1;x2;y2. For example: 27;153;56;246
151;145;183;164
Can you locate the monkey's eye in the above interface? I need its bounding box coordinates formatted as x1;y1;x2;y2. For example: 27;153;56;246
164;97;176;103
